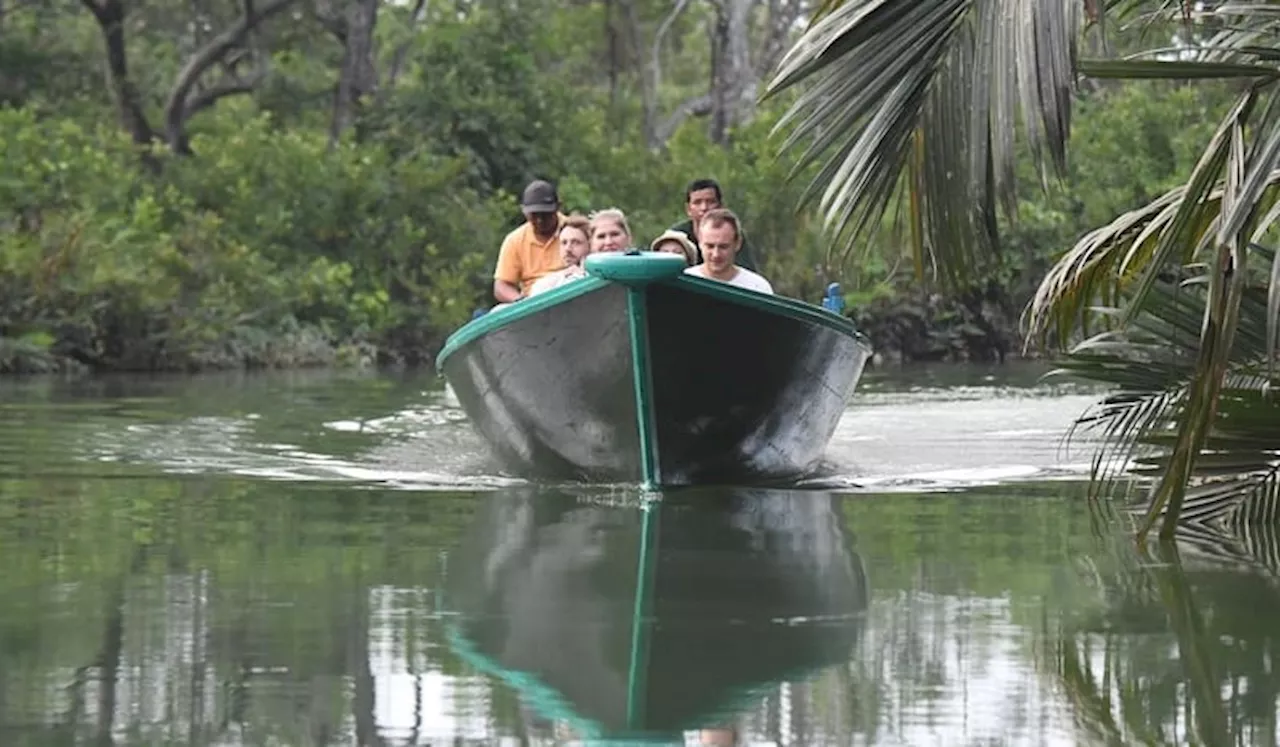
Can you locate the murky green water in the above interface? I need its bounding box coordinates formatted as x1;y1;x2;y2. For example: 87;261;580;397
0;365;1275;746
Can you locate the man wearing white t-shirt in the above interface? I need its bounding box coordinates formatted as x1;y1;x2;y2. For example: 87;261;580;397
682;208;774;294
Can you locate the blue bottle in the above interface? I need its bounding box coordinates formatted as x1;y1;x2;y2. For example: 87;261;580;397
821;283;845;314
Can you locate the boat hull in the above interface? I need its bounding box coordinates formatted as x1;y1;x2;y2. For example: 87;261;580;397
645;281;867;484
437;256;871;486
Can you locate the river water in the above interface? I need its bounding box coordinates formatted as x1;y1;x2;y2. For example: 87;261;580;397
0;362;1275;746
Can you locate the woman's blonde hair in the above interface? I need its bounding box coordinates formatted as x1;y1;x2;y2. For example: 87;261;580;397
588;208;632;240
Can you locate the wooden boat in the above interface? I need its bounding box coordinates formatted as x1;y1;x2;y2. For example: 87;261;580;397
439;488;868;742
435;252;872;488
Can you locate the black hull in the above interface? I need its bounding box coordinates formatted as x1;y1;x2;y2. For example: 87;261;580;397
441;488;869;740
438;268;871;487
646;281;867;484
441;283;645;482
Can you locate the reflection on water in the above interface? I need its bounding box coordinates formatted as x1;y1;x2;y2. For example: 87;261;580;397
1052;524;1280;747
12;473;1278;746
1;367;1278;746
442;488;867;743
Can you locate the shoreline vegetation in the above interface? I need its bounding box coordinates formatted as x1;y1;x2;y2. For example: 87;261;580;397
0;2;1226;376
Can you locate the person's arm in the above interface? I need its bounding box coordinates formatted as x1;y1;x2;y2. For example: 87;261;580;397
493;232;524;303
493;279;522;303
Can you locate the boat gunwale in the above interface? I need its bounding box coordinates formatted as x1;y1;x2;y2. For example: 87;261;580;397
434;272;873;374
668;273;872;347
434;277;613;373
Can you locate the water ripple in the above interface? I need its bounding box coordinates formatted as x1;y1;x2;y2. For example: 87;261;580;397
0;367;1111;492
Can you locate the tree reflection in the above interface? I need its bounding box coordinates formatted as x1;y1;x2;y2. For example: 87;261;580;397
1049;522;1280;746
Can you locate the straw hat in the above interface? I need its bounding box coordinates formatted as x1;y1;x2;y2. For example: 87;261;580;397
649;229;698;266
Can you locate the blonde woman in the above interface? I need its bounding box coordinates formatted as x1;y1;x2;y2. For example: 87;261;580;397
527;214;593;297
589;208;632;253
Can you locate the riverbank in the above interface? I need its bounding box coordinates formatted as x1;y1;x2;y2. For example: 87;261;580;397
1;294;1032;376
851;285;1030;366
0;327;383;376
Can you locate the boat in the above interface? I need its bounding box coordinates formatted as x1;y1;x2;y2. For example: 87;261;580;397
439;487;869;743
435;252;873;488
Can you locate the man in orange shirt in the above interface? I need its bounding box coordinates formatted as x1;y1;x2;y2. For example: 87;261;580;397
493;179;567;303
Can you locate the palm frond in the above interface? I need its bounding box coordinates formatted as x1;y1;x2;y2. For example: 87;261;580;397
769;0;1280;535
1136;377;1280;530
1023;93;1274;351
1053;265;1280;535
769;0;1280;299
764;0;1082;287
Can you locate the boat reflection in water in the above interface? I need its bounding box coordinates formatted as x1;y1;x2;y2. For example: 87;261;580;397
442;487;869;744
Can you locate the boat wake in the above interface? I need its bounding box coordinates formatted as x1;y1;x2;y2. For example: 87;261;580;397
81;407;525;491
76;375;1107;495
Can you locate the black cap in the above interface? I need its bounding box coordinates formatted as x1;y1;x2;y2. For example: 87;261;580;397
520;179;559;213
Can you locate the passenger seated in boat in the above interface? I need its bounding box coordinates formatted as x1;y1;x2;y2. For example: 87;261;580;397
492;179;567;302
589;208;632;253
527;215;592;297
670;177;759;271
649;229;698;266
683;208;773;294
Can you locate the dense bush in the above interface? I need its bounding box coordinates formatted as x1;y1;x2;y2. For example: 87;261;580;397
0;1;1237;372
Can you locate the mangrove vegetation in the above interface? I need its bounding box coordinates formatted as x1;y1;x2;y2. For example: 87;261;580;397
0;0;1233;372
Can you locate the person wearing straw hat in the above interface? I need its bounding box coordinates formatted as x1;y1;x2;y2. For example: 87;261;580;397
649;229;698;266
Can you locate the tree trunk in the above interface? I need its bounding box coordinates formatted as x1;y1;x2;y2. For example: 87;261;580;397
707;0;753;145
605;0;620;121
80;0;156;147
330;0;380;146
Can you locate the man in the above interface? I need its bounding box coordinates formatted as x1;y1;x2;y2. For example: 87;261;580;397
669;178;758;271
492;179;567;303
683;208;773;294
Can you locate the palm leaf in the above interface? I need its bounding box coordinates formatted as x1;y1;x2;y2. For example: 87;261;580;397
1061;265;1280;535
769;0;1280;535
767;0;1280;294
764;0;1082;286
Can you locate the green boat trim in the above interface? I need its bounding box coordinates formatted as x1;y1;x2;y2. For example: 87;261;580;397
585;251;688;285
625;500;660;726
436;254;871;375
435;276;612;373
444;622;611;740
626;287;661;489
670;273;869;344
446;611;843;746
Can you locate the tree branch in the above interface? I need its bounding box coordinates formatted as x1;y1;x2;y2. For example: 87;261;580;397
183;74;264;119
162;0;299;153
654;94;713;145
315;13;346;42
379;0;427;98
645;0;693;146
309;0;347;43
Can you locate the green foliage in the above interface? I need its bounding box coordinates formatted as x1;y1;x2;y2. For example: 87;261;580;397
0;103;510;370
0;0;1247;372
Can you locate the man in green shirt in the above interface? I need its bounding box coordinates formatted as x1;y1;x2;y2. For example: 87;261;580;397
668;178;759;271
